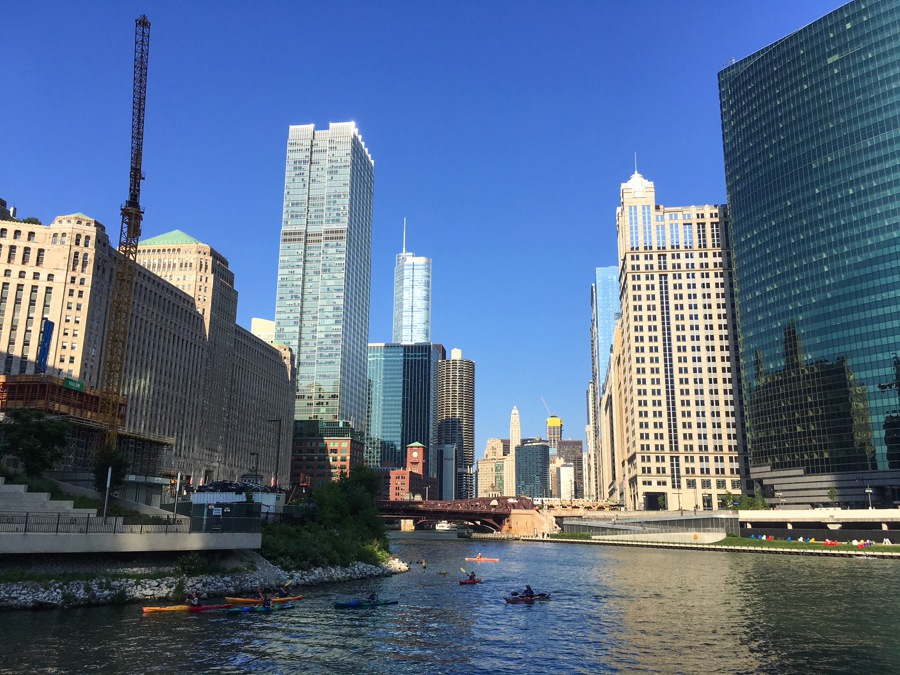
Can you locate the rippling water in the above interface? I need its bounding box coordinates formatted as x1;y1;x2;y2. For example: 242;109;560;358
1;533;898;673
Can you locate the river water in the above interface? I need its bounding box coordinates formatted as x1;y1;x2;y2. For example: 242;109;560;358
1;532;898;673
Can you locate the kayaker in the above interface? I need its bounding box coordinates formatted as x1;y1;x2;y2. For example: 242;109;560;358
468;572;477;582
253;586;264;600
367;591;379;603
262;594;273;609
189;592;202;607
276;584;291;598
523;585;535;598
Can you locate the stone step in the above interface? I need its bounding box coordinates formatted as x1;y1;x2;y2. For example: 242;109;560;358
0;482;27;494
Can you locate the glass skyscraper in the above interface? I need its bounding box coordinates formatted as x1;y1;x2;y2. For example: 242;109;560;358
719;0;900;506
393;247;432;344
365;342;445;472
594;266;620;387
275;122;375;429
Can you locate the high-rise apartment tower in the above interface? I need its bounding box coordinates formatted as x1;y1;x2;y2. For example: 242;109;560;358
392;221;431;344
436;348;475;499
275;122;374;430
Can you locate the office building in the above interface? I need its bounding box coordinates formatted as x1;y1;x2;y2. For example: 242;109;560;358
515;439;550;500
719;0;900;506
274;122;375;431
365;342;444;471
546;415;562;453
587;266;620;500
436;348;475;499
557;439;584;499
601;171;746;511
392;223;431;343
0;214;294;499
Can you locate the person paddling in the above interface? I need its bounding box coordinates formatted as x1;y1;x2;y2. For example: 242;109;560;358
189;592;202;607
468;571;477;582
367;591;379;603
262;594;273;609
523;585;535;598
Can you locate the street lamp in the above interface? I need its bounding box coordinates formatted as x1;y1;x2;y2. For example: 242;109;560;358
865;486;873;510
249;452;259;484
268;418;282;488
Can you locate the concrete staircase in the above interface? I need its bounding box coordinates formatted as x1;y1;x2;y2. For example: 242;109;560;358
0;475;97;517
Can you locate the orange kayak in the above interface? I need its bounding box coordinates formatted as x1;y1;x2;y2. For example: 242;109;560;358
465;557;499;562
224;595;303;605
143;603;231;613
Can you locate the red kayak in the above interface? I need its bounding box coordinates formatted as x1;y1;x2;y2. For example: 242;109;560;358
504;593;550;604
458;579;482;585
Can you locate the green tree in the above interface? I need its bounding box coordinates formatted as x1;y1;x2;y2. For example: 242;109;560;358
722;490;739;510
0;409;70;477
21;217;42;225
827;487;838;505
92;444;130;493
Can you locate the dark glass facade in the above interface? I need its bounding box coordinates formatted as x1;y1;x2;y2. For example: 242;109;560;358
719;0;900;505
515;440;550;500
365;343;444;473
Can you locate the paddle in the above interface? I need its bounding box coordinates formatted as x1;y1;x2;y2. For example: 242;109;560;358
460;567;467;575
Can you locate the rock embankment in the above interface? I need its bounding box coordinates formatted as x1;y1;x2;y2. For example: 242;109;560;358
0;553;410;611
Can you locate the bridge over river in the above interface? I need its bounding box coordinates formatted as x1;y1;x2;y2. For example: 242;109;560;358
376;496;557;534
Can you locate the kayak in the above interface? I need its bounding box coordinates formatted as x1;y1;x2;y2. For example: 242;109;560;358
225;603;296;614
465;557;499;562
459;579;482;585
333;599;399;609
143;603;232;614
225;595;303;605
504;593;550;604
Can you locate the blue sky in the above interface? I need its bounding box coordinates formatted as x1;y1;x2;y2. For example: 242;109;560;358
2;1;846;457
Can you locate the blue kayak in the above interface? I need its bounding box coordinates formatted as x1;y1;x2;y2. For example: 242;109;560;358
333;599;398;609
225;603;296;614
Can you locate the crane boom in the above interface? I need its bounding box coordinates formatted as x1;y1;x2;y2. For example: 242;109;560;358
98;15;150;451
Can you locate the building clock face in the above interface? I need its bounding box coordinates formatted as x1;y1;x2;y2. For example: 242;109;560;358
412;451;419;458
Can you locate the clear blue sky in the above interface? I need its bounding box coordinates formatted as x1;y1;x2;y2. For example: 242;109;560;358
3;1;846;458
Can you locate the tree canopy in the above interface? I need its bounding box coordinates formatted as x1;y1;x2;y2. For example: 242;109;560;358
0;409;70;477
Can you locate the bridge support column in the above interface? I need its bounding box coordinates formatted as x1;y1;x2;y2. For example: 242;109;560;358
504;509;558;536
399;519;416;532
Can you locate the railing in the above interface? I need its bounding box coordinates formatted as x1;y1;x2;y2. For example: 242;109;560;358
0;512;262;535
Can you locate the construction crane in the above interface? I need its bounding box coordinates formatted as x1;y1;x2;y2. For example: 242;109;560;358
541;397;554;417
98;15;151;452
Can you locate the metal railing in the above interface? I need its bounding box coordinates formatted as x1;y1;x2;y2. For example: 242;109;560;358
0;512;262;535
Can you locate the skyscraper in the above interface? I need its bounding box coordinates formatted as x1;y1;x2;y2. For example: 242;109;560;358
601;171;746;511
365;342;445;471
437;348;475;499
392;221;432;344
509;406;521;455
275;122;375;430
719;0;900;506
546;415;562;453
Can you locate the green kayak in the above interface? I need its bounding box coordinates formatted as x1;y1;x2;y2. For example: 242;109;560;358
225;603;296;615
333;599;398;609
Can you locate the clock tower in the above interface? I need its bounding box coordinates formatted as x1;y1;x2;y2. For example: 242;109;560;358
406;442;426;476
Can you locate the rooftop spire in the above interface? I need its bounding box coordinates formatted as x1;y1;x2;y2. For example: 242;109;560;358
402;217;407;254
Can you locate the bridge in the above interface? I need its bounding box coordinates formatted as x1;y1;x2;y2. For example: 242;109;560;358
376;496;551;533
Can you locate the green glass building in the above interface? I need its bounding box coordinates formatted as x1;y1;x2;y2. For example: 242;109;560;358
719;0;900;506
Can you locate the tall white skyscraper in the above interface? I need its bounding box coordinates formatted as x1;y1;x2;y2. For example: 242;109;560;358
274;122;375;429
509;406;521;454
392;220;431;343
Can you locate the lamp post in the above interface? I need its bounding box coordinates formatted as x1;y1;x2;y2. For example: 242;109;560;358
268;418;282;488
865;486;873;510
249;452;259;484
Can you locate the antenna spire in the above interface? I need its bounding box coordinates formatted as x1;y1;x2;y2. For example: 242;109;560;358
634;152;638;174
402;217;407;254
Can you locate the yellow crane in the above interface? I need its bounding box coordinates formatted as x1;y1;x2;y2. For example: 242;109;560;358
98;15;151;452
